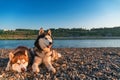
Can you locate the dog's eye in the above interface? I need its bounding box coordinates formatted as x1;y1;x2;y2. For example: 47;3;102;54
17;63;20;65
23;62;26;64
45;37;47;40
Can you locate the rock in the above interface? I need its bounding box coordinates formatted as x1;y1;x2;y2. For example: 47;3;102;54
95;72;103;77
80;61;84;65
62;64;67;67
0;48;120;79
106;67;110;71
79;74;86;79
40;74;43;78
53;76;59;80
33;78;38;80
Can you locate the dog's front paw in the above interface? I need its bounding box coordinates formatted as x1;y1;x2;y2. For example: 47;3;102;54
52;68;56;74
49;67;56;74
33;68;40;73
5;67;10;71
32;65;40;73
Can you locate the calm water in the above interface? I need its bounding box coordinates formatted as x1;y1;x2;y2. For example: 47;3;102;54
0;39;120;48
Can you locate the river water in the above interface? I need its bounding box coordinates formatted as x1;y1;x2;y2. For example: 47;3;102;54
0;39;120;48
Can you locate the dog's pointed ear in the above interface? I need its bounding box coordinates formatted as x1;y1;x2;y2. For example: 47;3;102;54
39;28;44;35
47;29;51;36
25;50;28;57
9;52;14;60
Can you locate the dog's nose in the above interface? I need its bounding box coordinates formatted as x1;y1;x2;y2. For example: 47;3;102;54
49;42;52;45
21;68;25;72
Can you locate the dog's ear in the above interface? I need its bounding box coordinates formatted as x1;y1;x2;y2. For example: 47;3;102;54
25;50;28;57
47;29;51;36
39;28;44;35
9;52;14;61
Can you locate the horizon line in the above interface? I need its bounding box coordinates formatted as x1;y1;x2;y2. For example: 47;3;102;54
1;26;120;31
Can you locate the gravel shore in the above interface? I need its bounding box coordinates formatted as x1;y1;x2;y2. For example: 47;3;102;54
0;48;120;80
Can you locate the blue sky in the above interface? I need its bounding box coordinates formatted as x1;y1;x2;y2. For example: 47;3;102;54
0;0;120;30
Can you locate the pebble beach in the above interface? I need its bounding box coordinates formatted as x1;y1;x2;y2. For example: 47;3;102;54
0;48;120;80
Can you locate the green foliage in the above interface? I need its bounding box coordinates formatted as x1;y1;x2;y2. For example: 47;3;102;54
1;27;120;39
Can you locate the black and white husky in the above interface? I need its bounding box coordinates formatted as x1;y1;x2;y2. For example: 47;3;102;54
32;28;61;73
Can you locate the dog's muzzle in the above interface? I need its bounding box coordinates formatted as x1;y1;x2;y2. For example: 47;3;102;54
49;42;52;45
21;68;25;72
46;42;52;48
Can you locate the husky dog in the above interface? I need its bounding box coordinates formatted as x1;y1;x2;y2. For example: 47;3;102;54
34;28;53;52
5;46;33;72
32;28;61;73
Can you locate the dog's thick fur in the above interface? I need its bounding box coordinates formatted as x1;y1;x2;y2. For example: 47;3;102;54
5;46;33;72
5;28;61;73
32;28;61;73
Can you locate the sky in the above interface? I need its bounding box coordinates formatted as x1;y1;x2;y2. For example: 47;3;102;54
0;0;120;30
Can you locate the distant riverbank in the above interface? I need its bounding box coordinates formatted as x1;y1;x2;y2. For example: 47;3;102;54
54;36;120;40
1;36;120;40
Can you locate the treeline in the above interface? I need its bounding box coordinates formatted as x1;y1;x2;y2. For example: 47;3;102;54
51;27;120;37
1;27;120;39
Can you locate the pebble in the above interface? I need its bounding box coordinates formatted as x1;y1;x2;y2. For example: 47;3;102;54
80;61;84;65
62;63;67;67
79;74;86;79
0;48;120;79
33;78;38;80
54;76;59;80
95;72;103;76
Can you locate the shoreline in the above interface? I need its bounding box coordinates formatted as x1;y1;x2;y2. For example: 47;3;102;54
0;48;120;79
1;36;120;40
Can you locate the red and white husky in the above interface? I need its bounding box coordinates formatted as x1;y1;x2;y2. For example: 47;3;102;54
5;46;33;72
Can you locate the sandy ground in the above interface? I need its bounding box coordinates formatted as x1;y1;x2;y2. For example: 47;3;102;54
0;48;120;80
